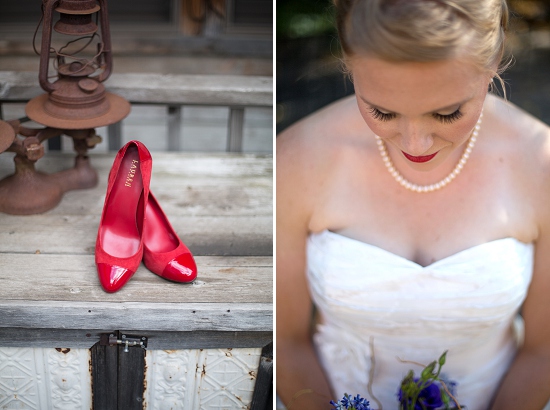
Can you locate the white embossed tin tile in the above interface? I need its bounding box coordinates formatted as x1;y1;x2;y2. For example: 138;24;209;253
144;348;261;410
0;347;91;410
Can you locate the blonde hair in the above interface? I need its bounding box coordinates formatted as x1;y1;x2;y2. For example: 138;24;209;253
334;0;509;75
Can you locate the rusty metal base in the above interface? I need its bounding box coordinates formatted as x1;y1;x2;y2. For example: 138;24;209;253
0;154;98;215
26;92;131;130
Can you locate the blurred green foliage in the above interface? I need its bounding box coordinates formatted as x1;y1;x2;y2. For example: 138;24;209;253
277;0;336;39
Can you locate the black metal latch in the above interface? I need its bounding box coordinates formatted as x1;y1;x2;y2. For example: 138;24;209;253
100;333;148;352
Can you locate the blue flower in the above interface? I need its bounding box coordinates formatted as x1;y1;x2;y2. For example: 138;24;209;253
330;393;371;410
398;379;443;410
350;394;371;410
329;400;345;410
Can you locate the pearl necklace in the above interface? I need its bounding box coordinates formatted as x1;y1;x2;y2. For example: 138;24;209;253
375;111;483;193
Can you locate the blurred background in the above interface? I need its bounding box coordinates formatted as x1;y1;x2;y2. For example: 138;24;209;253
0;0;273;153
277;0;550;134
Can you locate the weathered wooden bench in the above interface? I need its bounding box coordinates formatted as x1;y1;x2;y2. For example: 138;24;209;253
0;71;273;152
0;72;273;409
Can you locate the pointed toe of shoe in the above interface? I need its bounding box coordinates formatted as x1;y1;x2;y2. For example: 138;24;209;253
97;263;135;292
161;253;197;283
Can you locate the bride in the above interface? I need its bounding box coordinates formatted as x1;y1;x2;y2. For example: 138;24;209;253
276;0;550;409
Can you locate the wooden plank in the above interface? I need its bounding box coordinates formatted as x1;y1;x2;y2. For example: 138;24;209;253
227;107;245;152
0;328;272;349
0;300;272;332
1;152;273;179
167;105;182;151
118;335;146;410
108;121;123;151
0;33;274;58
0;327;109;349
0;254;272;303
38;183;272;217
138;330;272;350
0;71;37;101
0;215;272;255
0;153;273;219
0;71;273;106
251;342;273;410
91;337;118;410
47;135;61;151
0;152;273;255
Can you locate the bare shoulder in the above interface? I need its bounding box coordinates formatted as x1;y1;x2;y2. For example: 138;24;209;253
277;95;369;192
278;95;371;165
486;94;550;215
486;94;550;165
277;95;366;158
488;93;550;146
277;95;371;229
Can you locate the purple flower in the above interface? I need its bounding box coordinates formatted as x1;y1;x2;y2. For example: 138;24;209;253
398;379;443;410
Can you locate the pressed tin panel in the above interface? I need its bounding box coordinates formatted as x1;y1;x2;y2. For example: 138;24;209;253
0;346;262;409
144;348;262;409
0;347;92;410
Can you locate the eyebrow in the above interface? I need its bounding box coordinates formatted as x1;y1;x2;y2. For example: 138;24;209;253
359;96;472;115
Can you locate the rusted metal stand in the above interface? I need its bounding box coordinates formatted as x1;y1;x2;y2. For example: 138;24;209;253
0;120;103;214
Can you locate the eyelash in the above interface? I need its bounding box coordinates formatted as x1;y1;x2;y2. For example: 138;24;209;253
433;110;463;124
368;107;464;124
369;107;395;122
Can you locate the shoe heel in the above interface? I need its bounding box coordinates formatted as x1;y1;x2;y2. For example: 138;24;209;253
100;145;143;257
95;140;152;292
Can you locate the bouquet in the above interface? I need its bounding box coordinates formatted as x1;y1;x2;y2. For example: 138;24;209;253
330;351;462;410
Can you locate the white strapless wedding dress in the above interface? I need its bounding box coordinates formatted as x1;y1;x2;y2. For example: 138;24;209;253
307;230;534;410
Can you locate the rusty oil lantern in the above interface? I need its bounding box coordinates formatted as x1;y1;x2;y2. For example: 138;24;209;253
0;0;130;215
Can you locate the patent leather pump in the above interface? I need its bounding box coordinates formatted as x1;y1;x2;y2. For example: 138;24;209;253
143;192;197;283
95;140;152;292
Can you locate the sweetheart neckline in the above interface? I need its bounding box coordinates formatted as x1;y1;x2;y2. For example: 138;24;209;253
310;230;533;269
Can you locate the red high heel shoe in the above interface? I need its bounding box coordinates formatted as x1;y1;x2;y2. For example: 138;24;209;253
143;192;197;283
95;140;152;292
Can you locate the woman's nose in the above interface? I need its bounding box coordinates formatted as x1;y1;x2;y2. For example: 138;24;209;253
399;121;434;155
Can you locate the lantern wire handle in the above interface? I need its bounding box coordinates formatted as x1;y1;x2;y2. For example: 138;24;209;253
32;3;45;56
33;4;105;81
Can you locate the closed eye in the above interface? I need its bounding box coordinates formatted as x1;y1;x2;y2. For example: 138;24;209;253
369;106;464;124
369;107;395;122
433;109;463;124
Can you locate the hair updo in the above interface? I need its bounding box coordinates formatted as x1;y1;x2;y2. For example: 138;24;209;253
334;0;509;74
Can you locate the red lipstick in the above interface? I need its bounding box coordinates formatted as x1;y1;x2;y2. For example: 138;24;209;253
402;151;438;163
